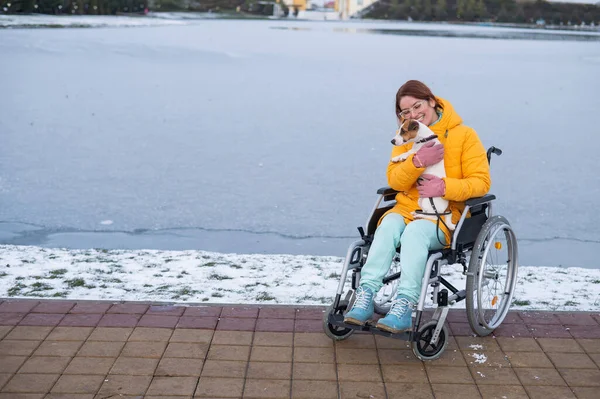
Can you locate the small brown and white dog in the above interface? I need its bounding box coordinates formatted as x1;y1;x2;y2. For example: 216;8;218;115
390;118;455;230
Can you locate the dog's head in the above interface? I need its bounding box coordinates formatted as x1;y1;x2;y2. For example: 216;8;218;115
391;116;420;146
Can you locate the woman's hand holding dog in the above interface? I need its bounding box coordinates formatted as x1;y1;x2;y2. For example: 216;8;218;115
412;142;444;168
417;174;446;198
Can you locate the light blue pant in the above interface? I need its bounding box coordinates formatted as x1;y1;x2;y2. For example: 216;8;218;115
359;213;447;303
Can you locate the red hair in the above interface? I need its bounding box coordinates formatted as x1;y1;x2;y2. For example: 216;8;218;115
395;80;443;117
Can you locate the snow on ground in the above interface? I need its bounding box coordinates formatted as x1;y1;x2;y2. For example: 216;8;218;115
1;245;599;311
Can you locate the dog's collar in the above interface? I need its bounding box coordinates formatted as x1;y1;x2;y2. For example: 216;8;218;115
415;135;438;144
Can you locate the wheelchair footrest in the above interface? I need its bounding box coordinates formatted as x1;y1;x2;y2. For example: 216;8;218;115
328;313;413;341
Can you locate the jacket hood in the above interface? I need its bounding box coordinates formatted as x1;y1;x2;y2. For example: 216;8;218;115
431;97;463;136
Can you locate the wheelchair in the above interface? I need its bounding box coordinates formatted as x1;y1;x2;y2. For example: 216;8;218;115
323;147;519;361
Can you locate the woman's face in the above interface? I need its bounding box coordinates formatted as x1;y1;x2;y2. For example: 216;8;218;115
398;96;437;126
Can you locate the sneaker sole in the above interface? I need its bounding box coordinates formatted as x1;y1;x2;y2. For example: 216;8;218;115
376;322;410;334
344;317;369;326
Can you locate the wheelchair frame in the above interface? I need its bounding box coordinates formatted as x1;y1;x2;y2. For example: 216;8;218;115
323;147;519;360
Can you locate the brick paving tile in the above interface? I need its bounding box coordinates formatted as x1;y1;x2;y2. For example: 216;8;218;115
385;382;434;399
425;365;475;384
33;341;83;357
128;327;172;341
293;346;334;363
243;379;291;399
146;305;186;316
294;319;321;333
247;361;291;380
200;360;247;378
449;322;475;336
546;352;598;368
527;324;573;338
0;326;11;339
207;344;251;361
430;383;481;399
512;367;567;386
337;364;382;382
454;336;502;352
496;337;542;352
463;350;511;368
523;385;577;399
558;368;600;386
46;327;93;341
0;373;13;390
519;311;561;325
250;346;292;363
163;342;208;358
556;313;598;326
0;394;44;399
177;316;218;330
182;306;222;317
96;375;152;396
216;317;256;331
76;341;124;357
19;356;72;374
470;366;521;385
137;315;179;328
568;325;600;339
291;379;338;399
31;301;75;314
336;347;379;364
335;334;375;349
6;326;53;341
381;364;428;383
292;362;337;381
0;312;26;325
145;376;198;396
505;351;554;368
50;375;105;394
120;341;167;358
64;357;116;375
477;384;529;399
491;322;532;337
195;377;244;398
109;357;158;375
258;307;296;319
571;387;600;399
211;330;253;346
536;338;584;353
106;303;149;314
253;331;293;347
59;314;102;328
220;306;259;319
18;314;65;327
0;301;39;313
155;357;203;376
0;340;40;356
87;327;133;342
2;373;60;393
294;332;333;348
169;328;213;343
295;308;324;320
578;338;600;353
69;303;111;314
0;355;27;373
338;381;386;399
255;318;295;332
97;313;140;327
374;334;412;350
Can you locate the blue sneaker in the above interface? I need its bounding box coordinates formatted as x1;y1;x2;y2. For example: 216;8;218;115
376;294;415;333
344;286;374;326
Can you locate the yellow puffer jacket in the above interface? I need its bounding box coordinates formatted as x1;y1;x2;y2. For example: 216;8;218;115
384;97;491;245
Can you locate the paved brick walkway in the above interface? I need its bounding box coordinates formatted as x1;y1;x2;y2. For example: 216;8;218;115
0;299;598;398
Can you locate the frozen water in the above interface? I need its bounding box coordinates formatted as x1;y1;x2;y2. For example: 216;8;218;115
1;18;599;267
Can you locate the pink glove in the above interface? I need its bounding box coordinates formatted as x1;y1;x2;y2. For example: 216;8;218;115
412;141;444;168
417;174;446;198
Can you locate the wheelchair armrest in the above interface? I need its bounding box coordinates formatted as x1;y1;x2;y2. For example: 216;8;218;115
465;194;496;207
376;186;399;196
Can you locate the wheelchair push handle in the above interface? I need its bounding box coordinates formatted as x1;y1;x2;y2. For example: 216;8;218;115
486;146;502;165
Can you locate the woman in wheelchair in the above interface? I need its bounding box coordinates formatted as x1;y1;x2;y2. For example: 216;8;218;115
343;80;491;334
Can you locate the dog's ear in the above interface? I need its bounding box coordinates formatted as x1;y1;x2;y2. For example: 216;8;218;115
408;120;419;132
